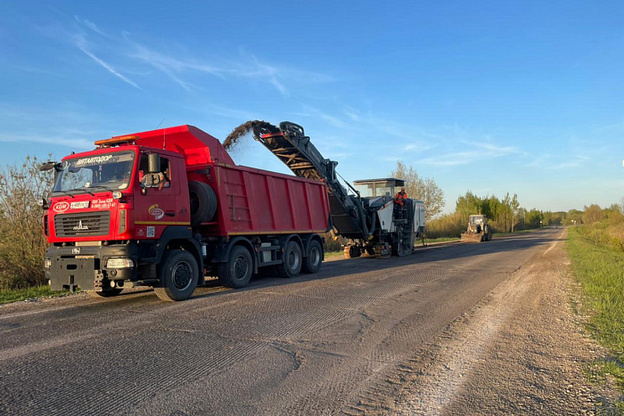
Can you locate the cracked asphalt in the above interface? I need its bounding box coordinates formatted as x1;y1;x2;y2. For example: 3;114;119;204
0;228;587;415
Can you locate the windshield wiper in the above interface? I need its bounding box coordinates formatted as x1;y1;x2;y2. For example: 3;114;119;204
86;185;115;193
52;190;76;199
53;188;94;197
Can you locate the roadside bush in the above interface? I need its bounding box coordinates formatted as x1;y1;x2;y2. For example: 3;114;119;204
583;204;605;225
0;156;53;290
607;223;624;252
576;219;624;253
322;232;345;253
425;212;465;239
606;209;624;252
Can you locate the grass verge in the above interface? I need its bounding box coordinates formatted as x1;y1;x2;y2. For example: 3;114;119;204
566;226;624;407
424;237;459;244
0;286;70;305
325;250;345;259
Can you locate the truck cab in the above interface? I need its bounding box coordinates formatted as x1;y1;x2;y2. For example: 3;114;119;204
43;125;330;301
45;139;198;299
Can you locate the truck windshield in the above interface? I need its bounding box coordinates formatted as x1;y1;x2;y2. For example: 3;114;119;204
53;151;135;193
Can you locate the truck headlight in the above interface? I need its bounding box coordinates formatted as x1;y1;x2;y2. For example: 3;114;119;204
44;258;52;268
106;258;134;269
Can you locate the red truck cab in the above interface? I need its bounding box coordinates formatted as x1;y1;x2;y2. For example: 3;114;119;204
43;125;330;301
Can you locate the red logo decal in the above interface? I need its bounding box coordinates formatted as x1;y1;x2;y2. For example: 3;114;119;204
53;201;70;213
149;204;164;220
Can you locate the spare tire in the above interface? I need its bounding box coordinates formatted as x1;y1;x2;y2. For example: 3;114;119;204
189;181;217;226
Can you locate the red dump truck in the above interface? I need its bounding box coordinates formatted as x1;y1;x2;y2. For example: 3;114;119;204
42;125;331;301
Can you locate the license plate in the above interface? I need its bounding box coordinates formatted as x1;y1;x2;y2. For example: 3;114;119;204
71;201;90;209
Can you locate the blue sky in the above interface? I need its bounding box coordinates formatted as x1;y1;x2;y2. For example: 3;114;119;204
2;0;623;214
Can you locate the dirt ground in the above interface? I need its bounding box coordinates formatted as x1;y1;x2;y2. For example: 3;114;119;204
346;229;622;415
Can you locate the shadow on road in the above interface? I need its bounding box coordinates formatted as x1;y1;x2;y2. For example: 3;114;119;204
189;228;564;301
48;229;564;309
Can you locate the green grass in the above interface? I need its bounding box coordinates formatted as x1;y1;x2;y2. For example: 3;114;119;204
424;237;459;244
493;229;537;237
0;286;71;305
566;226;624;408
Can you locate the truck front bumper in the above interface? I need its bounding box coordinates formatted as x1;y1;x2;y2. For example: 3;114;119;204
45;244;138;292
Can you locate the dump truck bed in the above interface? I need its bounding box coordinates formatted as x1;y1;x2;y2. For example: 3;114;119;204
202;164;331;237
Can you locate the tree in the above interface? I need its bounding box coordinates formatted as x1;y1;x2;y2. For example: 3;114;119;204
482;195;501;223
564;209;583;225
517;207;527;230
500;193;512;232
391;161;445;218
582;204;604;224
526;209;543;228
0;156;54;289
455;191;482;220
510;194;520;232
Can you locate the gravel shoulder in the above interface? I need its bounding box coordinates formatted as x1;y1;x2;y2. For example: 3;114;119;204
344;228;621;415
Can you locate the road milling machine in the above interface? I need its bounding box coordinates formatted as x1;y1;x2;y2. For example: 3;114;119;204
239;121;426;258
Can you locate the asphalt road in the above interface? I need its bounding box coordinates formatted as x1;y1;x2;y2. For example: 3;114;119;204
0;229;562;415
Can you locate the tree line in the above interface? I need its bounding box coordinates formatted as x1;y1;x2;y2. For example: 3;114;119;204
390;160;618;239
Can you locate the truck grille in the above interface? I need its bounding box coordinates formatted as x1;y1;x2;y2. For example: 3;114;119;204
54;211;111;237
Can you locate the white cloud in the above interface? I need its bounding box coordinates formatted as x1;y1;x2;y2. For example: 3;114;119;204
125;39;332;95
418;151;480;167
74;16;108;38
418;142;524;167
74;34;140;89
549;155;589;170
0;132;92;150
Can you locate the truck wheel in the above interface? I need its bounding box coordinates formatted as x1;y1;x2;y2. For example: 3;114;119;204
218;245;253;288
344;245;361;259
277;240;302;278
189;181;217;227
302;240;323;274
86;288;122;298
154;250;198;301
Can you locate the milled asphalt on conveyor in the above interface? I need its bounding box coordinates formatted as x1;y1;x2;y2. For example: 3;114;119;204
0;229;562;415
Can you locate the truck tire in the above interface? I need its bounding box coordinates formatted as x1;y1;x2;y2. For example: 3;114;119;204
277;240;302;278
218;245;253;288
302;240;323;274
344;245;361;259
189;181;217;227
484;225;491;241
154;250;198;301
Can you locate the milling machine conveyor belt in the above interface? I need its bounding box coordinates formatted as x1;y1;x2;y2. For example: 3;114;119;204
254;122;335;184
254;122;372;240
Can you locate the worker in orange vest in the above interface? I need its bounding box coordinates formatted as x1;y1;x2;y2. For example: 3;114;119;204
394;187;407;206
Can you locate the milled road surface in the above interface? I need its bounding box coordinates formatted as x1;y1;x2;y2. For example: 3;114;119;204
0;229;613;415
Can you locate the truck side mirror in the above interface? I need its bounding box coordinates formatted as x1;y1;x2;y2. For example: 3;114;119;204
38;161;61;172
148;154;161;173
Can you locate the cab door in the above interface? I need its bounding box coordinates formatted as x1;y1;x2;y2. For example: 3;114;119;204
134;152;187;240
